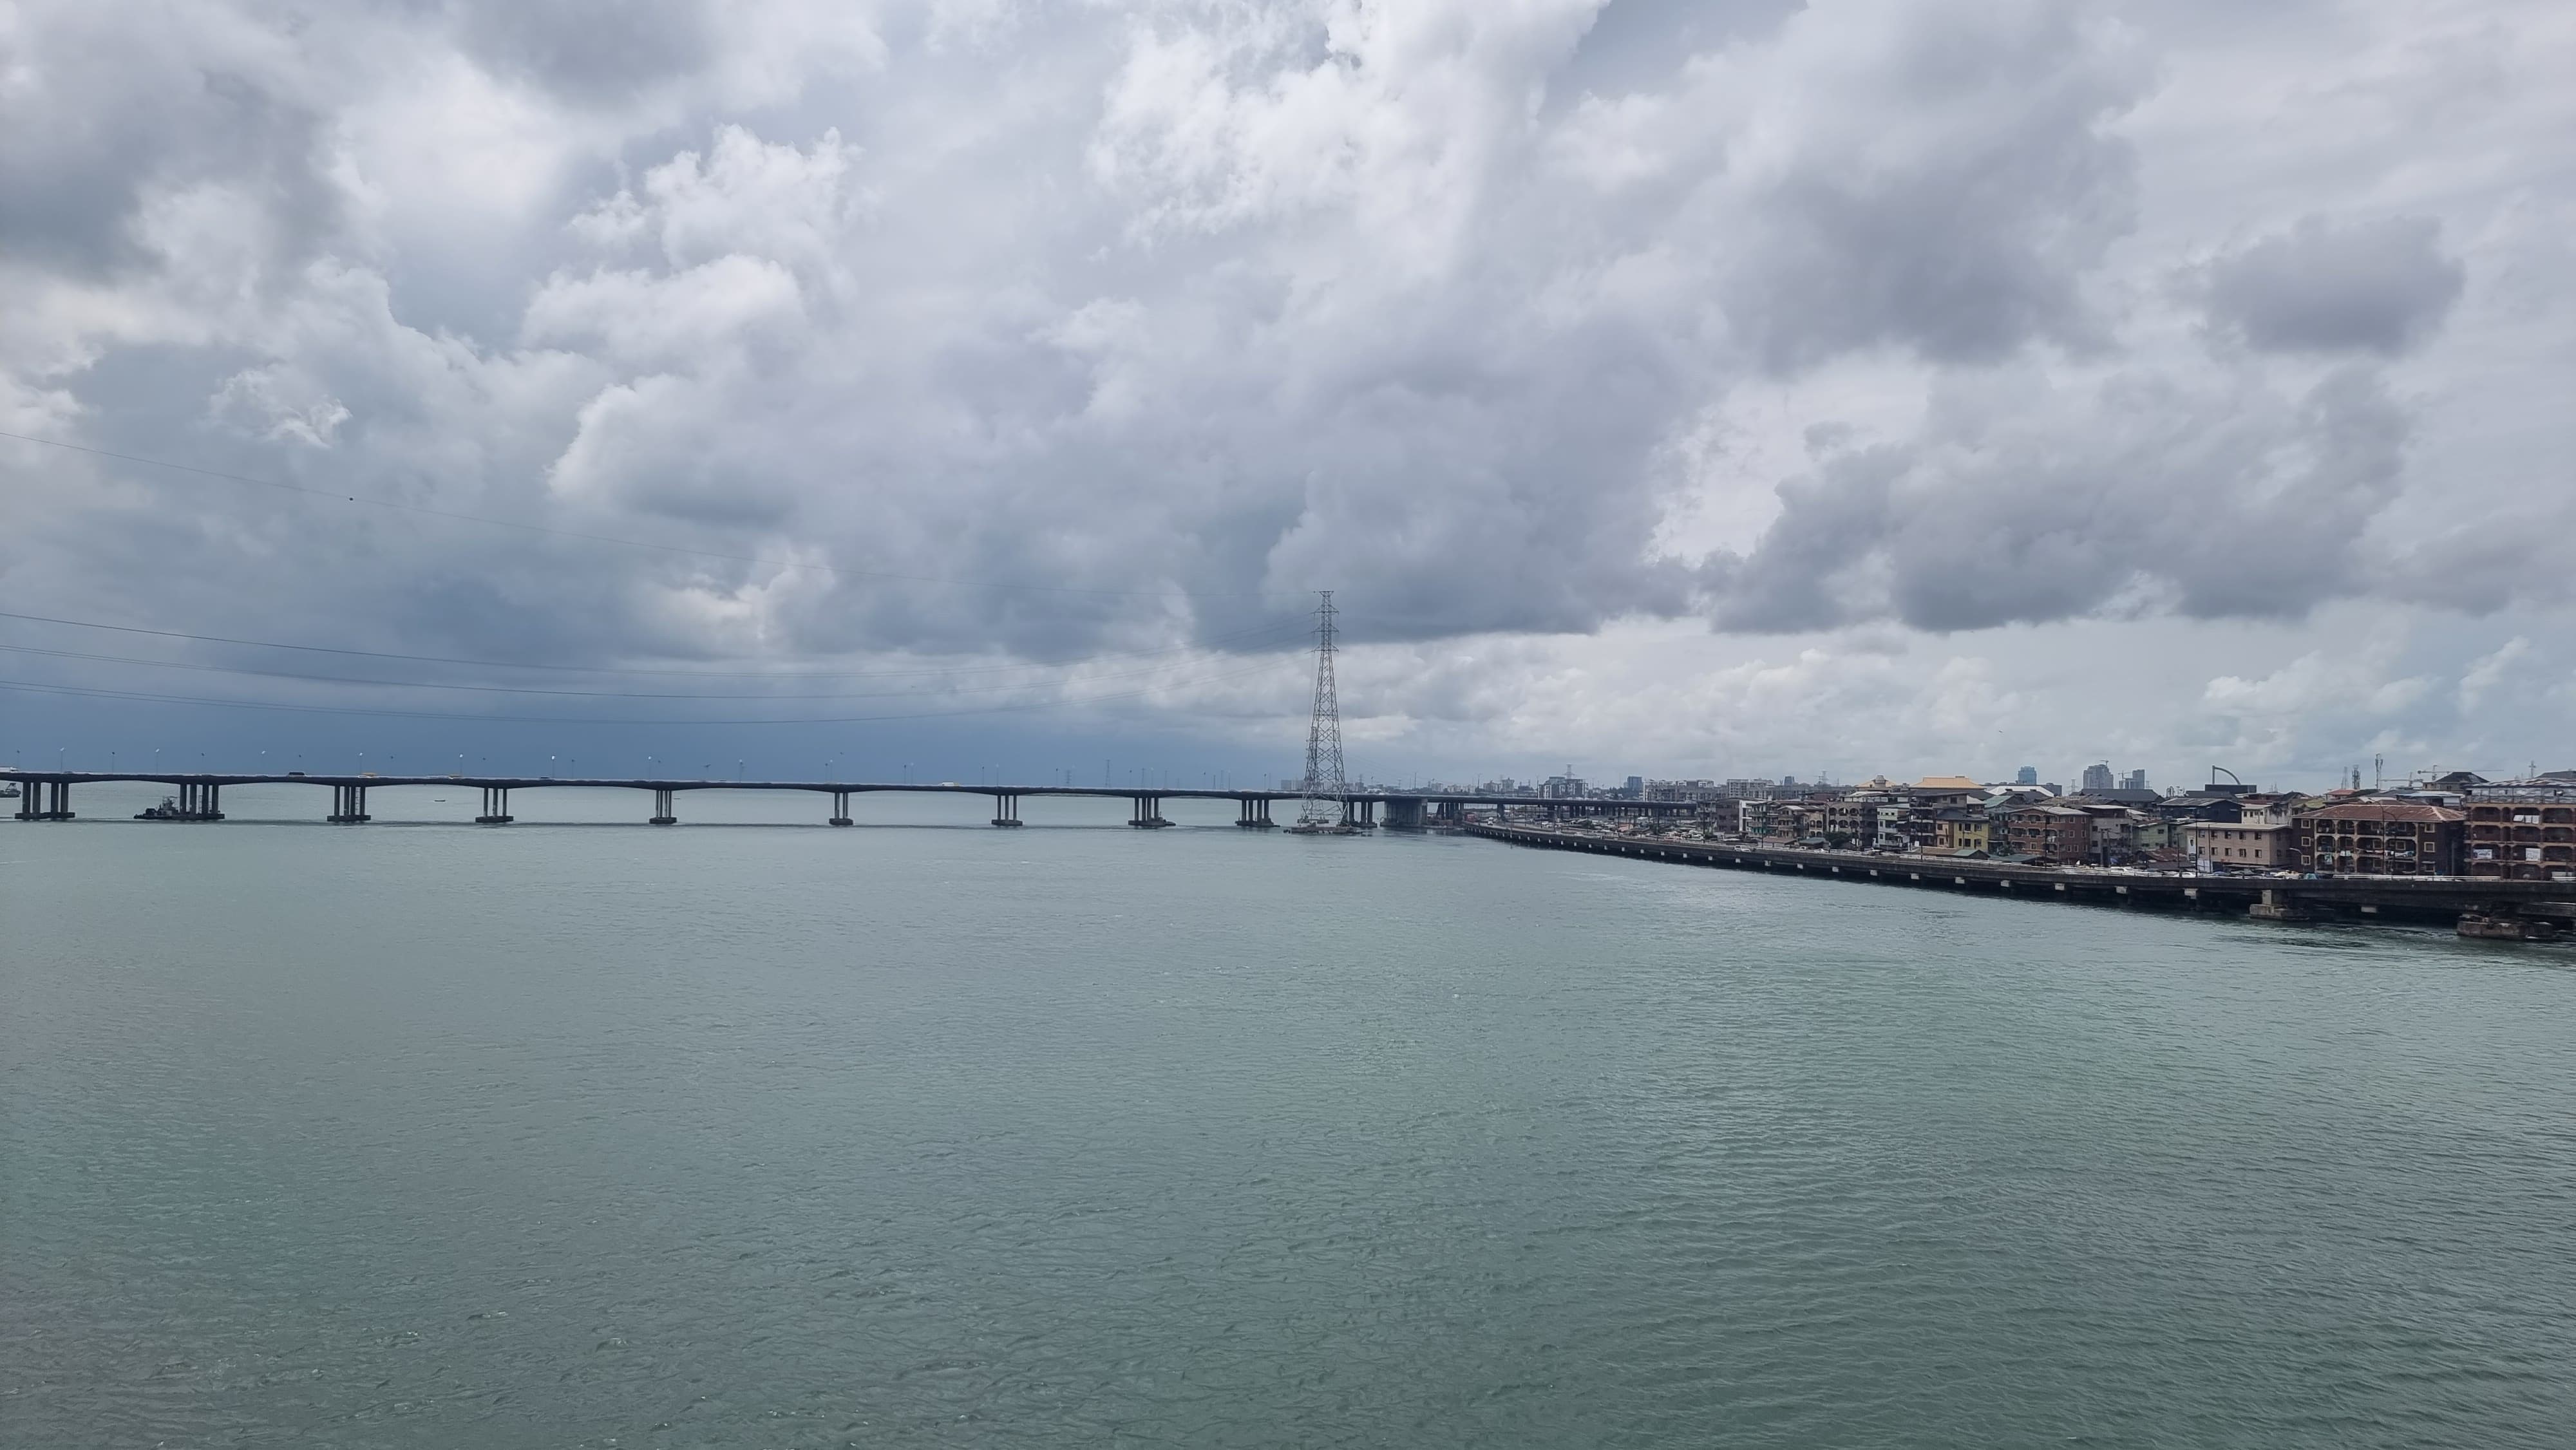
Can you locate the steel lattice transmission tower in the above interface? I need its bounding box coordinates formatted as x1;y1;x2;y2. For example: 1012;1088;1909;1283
1291;590;1354;833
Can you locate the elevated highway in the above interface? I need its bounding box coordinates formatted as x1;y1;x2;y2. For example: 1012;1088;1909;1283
4;768;1667;831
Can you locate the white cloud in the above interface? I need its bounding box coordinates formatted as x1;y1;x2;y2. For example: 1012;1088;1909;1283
2459;635;2530;709
3;0;2573;784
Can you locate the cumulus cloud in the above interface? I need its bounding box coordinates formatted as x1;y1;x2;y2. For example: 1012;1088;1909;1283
1703;0;2147;370
2458;635;2530;709
1698;362;2412;632
1;0;2571;782
2199;214;2466;355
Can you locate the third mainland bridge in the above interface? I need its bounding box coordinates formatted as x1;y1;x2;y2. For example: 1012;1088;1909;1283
6;771;1698;831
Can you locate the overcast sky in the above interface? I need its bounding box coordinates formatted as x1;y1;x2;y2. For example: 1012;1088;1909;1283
3;0;2570;789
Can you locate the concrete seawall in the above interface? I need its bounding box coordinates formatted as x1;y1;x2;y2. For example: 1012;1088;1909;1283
1468;823;2575;939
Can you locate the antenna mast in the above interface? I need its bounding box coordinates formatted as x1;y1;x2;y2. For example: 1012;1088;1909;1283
1292;591;1353;833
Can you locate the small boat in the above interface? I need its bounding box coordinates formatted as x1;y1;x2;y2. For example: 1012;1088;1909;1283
135;796;187;820
0;781;19;798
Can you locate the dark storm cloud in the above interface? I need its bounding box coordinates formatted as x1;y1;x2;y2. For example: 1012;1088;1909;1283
1714;2;2144;371
2200;214;2466;355
0;7;342;278
0;0;2564;729
1701;366;2413;632
447;0;717;107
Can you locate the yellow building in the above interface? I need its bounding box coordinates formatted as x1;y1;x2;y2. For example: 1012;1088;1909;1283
1933;809;1991;854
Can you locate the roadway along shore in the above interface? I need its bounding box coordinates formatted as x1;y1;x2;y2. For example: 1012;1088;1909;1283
1468;822;2575;941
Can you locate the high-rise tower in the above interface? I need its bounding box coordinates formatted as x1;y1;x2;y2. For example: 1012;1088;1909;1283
1289;590;1354;833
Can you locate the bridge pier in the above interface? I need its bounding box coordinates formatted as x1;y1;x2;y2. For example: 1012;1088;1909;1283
829;789;853;826
140;780;223;820
1130;795;1170;828
1383;796;1425;832
328;784;370;823
1236;796;1276;828
991;792;1023;827
474;786;511;825
1338;798;1376;829
2248;887;2308;921
23;780;74;820
650;787;677;825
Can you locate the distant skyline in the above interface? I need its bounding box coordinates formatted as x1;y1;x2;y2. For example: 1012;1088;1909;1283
5;1;2570;791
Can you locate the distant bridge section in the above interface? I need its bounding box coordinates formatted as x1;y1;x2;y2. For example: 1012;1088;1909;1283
3;769;1675;831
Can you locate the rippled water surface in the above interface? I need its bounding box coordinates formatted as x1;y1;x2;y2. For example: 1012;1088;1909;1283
6;784;2575;1447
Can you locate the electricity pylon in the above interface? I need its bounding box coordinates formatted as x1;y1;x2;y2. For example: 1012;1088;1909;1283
1289;590;1356;833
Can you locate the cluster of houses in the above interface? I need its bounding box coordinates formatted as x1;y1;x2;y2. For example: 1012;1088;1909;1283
1575;769;2576;881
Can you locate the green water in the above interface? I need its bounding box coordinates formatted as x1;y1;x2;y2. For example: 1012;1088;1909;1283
5;784;2572;1447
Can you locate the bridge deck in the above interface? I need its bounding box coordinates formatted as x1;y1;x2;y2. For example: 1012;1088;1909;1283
5;769;1567;807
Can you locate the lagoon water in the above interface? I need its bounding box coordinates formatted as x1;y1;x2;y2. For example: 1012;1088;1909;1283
5;782;2574;1447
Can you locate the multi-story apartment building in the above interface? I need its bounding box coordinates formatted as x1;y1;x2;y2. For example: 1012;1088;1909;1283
2293;802;2466;876
1998;802;2145;864
2187;820;2291;868
2463;782;2576;880
2085;805;2144;863
1999;803;2095;863
1930;807;1991;854
1741;797;1817;840
2184;793;2300;868
1820;795;1880;847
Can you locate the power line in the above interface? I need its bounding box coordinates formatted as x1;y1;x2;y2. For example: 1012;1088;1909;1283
0;607;1307;681
0;656;1291;728
0;429;1279;601
0;634;1303;701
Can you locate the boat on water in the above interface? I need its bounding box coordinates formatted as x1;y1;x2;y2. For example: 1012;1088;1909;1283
0;781;19;798
135;796;189;820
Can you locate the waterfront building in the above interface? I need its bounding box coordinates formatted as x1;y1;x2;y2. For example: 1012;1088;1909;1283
2188;820;2291;868
2130;814;2186;862
2462;780;2576;880
2184;794;2300;869
2000;803;2096;864
2083;805;2146;863
1931;807;1991;854
2293;802;2467;876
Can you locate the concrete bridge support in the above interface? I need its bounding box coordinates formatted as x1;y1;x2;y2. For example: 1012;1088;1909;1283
21;780;73;820
140;780;222;820
650;788;677;825
1129;795;1171;828
991;793;1023;827
829;790;853;826
1236;796;1276;828
2248;887;2308;921
1383;796;1426;831
474;786;511;825
1338;797;1376;829
329;784;370;823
